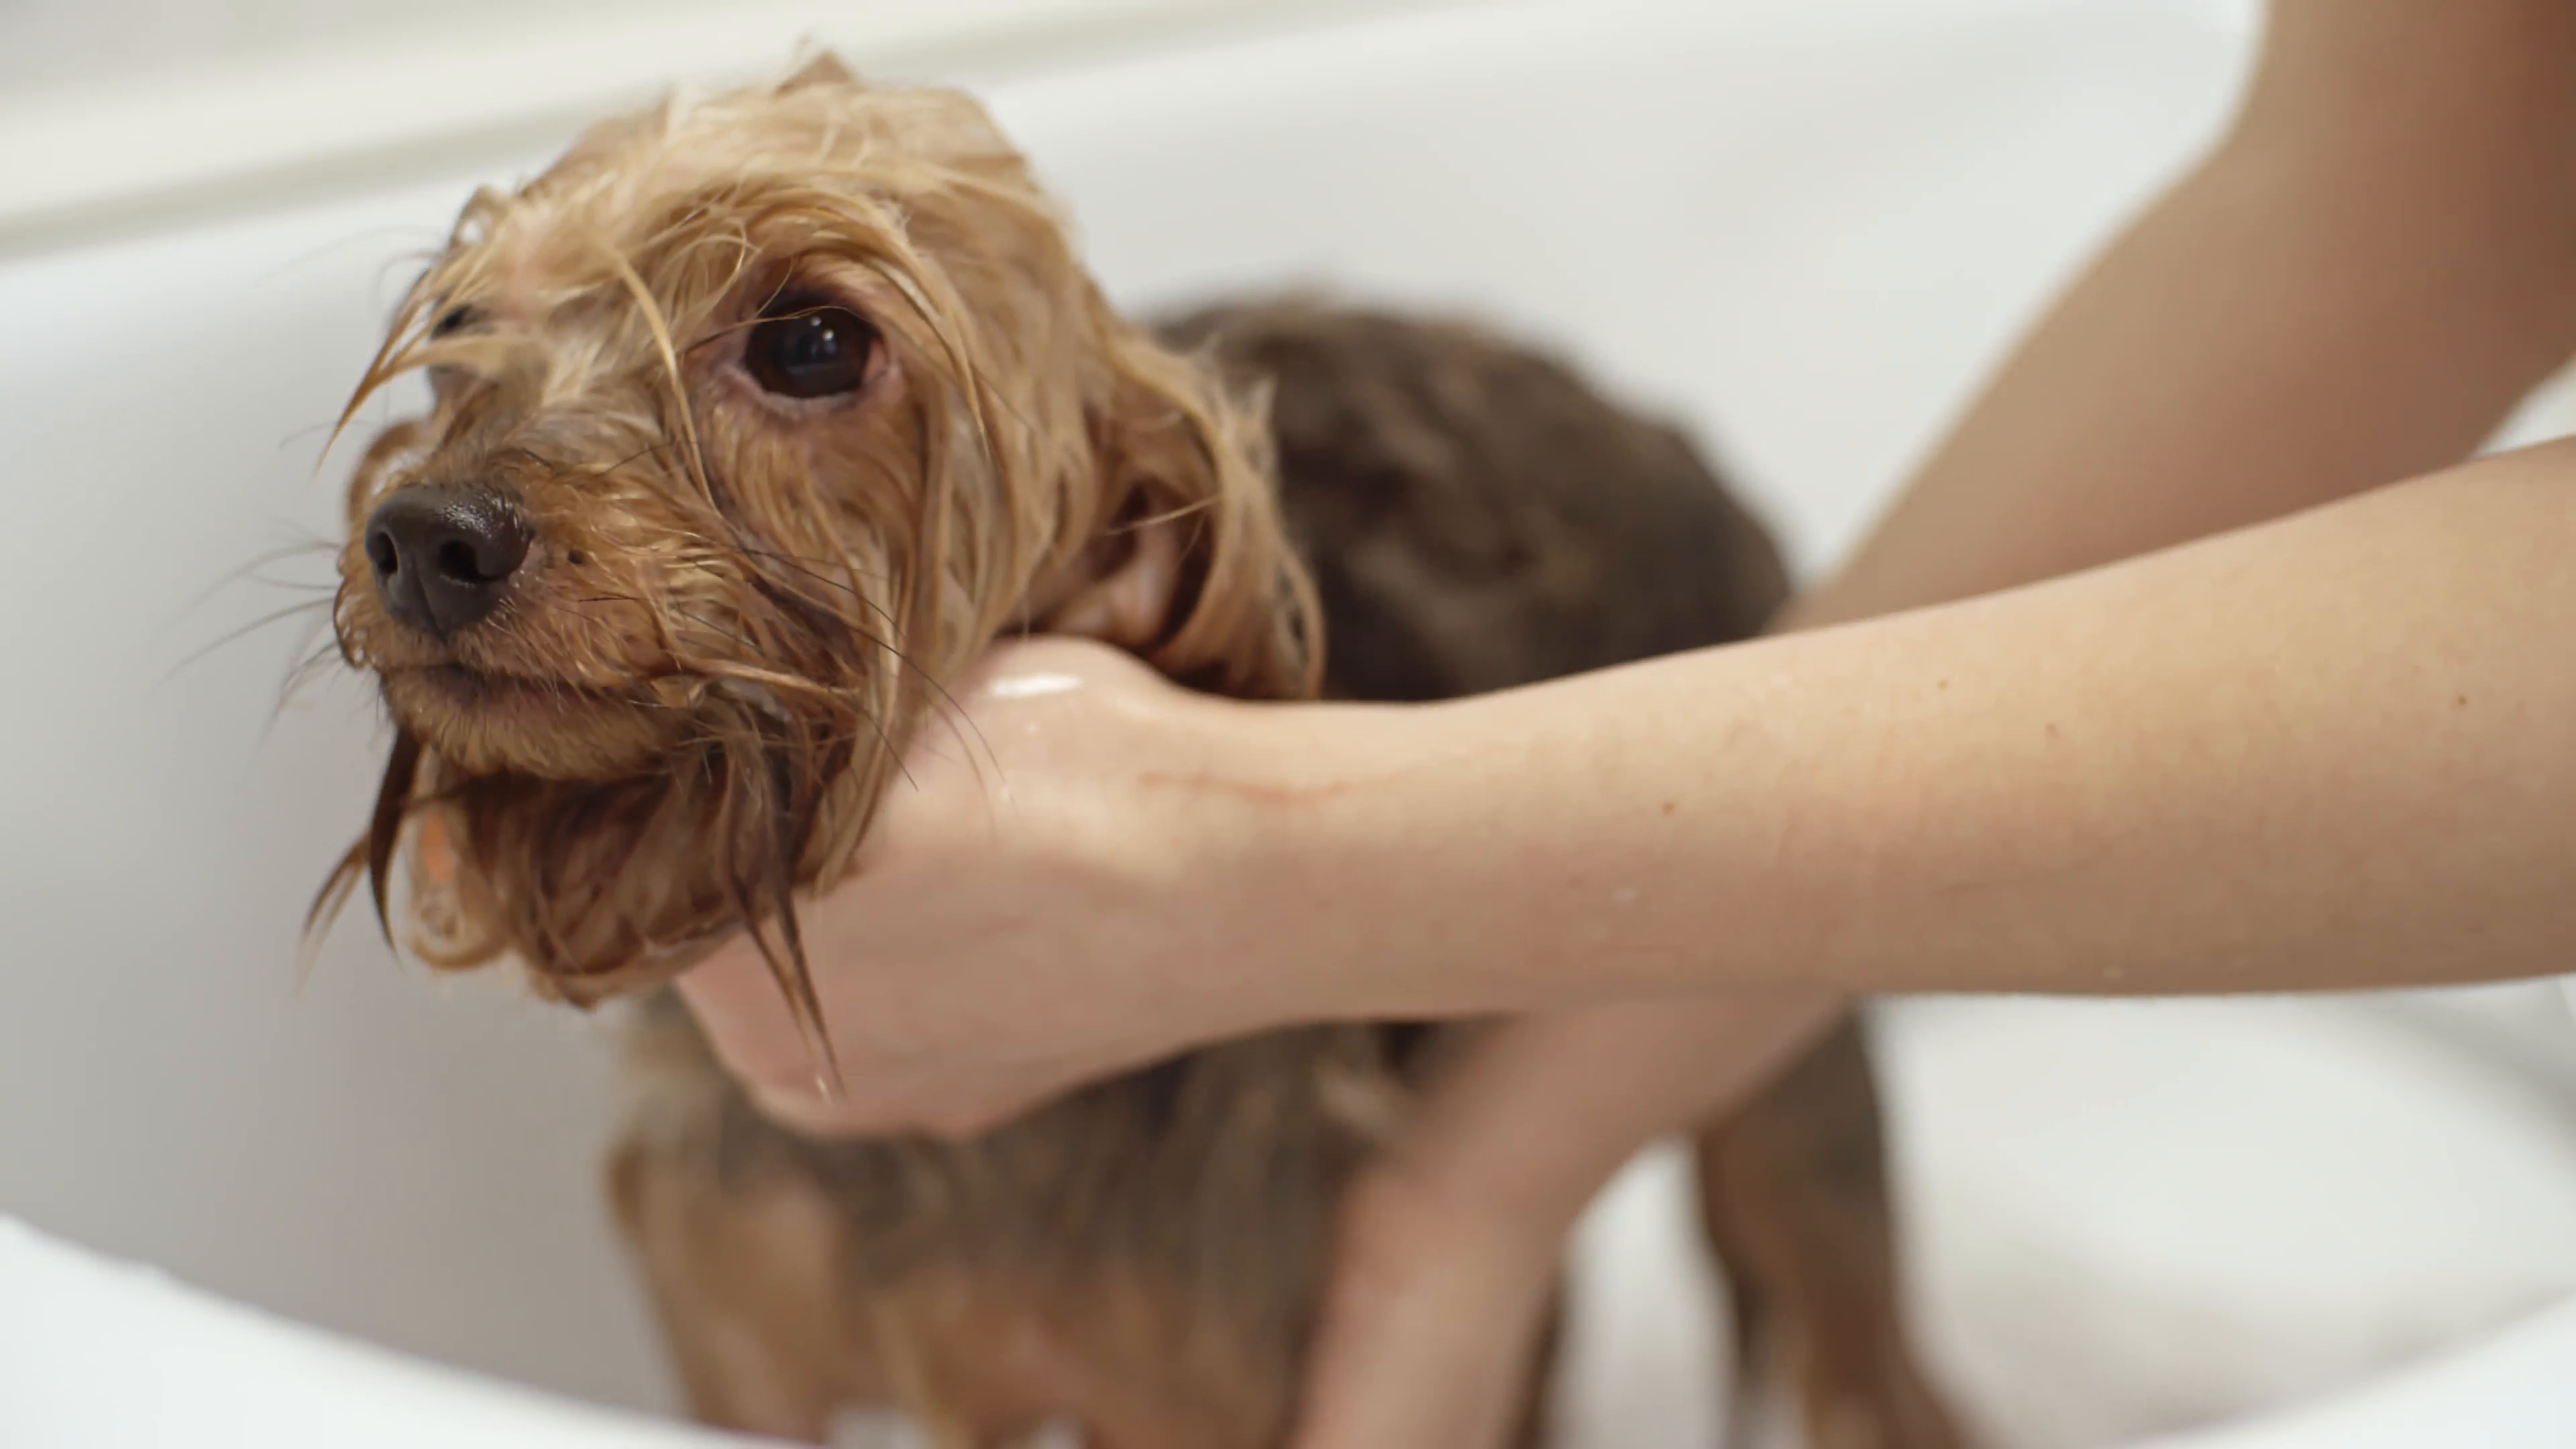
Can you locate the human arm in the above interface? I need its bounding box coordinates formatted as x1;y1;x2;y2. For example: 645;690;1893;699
1252;453;2576;1008
679;423;2576;1449
682;445;2576;1133
1284;994;1843;1449
1790;0;2576;627
1282;3;2576;1437
684;5;2576;1428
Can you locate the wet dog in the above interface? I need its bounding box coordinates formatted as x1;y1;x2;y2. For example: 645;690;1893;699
317;54;1967;1449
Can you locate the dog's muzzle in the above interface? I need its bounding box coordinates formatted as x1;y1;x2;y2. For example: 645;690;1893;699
364;485;531;639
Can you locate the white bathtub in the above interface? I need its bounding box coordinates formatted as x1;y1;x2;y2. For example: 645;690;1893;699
7;2;2576;1446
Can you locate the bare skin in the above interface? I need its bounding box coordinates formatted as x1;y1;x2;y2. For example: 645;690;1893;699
1282;7;2576;1436
678;1;2576;1443
684;448;2576;1121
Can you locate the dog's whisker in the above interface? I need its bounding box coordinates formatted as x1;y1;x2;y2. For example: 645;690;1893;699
176;540;348;625
725;549;903;637
724;544;897;587
239;576;341;596
262;628;351;745
274;640;346;706
161;598;335;688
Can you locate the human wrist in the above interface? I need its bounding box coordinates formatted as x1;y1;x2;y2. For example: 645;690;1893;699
1128;637;1856;1031
1142;686;1483;1029
1174;654;1819;1022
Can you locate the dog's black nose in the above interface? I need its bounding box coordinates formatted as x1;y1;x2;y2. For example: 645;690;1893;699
364;486;531;638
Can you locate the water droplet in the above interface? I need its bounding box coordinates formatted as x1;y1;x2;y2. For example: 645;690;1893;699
984;671;1083;700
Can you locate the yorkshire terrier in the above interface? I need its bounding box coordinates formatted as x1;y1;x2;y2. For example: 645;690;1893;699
317;53;1966;1449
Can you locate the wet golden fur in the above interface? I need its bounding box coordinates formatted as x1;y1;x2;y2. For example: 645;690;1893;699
321;55;1313;1021
313;54;1970;1448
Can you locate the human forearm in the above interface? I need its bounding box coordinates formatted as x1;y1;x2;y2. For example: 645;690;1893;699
1790;0;2576;631
1380;994;1843;1228
1283;990;1843;1449
676;0;2576;1153
1210;446;2576;1015
1468;0;2576;1160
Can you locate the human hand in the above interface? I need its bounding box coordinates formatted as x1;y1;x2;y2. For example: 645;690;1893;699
1291;1125;1563;1449
1289;994;1844;1449
676;634;1350;1138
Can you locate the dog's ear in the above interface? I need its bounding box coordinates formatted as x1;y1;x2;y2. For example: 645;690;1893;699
778;50;859;95
1051;321;1322;701
1025;504;1188;653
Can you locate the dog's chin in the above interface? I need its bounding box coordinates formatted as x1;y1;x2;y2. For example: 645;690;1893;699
380;665;672;780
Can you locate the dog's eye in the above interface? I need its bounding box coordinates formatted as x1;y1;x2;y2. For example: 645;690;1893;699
745;303;879;399
429;305;479;337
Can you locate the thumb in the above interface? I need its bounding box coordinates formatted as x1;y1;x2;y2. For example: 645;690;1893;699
674;936;851;1122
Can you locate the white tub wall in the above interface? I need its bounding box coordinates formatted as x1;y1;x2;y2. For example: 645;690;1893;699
8;3;2576;1447
0;0;1493;251
0;0;1375;94
1;0;650;89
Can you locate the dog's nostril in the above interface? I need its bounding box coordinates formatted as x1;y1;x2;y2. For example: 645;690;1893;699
435;538;486;584
362;484;533;639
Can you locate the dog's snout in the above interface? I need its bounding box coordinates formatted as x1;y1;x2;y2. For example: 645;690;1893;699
364;486;531;639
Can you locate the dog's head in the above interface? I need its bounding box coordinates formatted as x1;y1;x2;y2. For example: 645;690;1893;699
320;55;1316;1013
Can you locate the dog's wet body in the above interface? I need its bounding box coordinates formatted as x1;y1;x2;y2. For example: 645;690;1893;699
321;56;1965;1449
